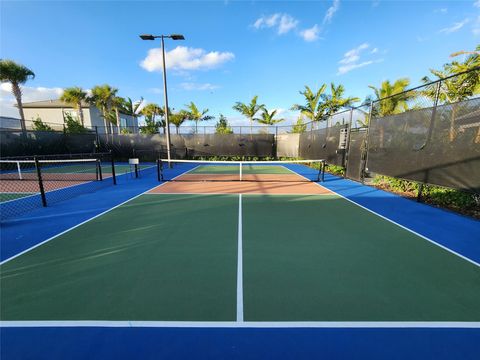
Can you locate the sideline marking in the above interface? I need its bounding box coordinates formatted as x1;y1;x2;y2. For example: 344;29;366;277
0;164;198;265
1;321;479;328
288;164;480;268
237;194;244;322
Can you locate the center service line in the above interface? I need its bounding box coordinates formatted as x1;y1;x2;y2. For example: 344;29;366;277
237;193;244;322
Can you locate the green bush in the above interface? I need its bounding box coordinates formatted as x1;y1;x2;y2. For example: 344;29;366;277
32;115;54;131
373;175;479;213
64;113;88;134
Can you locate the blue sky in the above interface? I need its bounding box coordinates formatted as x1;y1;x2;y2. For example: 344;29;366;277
1;0;478;126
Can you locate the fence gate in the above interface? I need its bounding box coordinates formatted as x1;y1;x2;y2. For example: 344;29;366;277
345;128;367;182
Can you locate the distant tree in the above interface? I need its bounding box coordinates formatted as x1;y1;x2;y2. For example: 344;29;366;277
291;85;328;129
422;45;480;141
254;109;284;125
90;84;118;133
368;78;413;116
60;87;88;126
121;97;144;132
0;59;35;132
32;115;53;131
169;110;189;134
233;95;265;134
322;83;360;117
215;114;233;134
185;101;214;133
141;103;165;133
290;116;307;134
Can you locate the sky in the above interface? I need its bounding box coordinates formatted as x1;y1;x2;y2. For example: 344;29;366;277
0;0;479;126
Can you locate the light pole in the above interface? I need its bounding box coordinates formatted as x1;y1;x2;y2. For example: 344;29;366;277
140;33;185;167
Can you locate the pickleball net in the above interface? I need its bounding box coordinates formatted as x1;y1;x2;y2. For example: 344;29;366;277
0;158;114;220
156;159;326;182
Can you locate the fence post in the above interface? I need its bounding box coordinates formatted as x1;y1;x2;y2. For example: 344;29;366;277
360;102;374;184
34;157;47;207
343;108;354;178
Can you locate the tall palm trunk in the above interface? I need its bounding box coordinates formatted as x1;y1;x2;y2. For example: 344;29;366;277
12;82;26;132
176;126;179;135
195;120;198;134
115;107;120;134
449;104;457;142
78;102;85;126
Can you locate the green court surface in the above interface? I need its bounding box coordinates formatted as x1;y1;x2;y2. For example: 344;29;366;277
190;165;292;174
0;192;36;203
1;193;479;322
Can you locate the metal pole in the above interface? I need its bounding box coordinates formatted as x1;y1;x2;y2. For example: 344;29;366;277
343;108;354;178
361;102;374;184
34;157;47;207
161;36;173;168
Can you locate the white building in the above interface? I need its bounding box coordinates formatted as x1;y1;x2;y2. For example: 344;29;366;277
19;99;138;134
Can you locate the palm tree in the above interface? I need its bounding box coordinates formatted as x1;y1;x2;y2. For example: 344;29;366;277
169;110;188;134
0;59;35;132
291;84;328;129
368;78;413;148
60;87;88;126
232;95;265;134
185;101;214;133
90;84;118;133
368;78;412;116
322;83;360;117
254;109;284;125
120;97;144;133
141;103;165;133
422;47;480;141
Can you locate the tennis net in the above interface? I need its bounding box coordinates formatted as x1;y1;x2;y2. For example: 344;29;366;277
157;159;326;182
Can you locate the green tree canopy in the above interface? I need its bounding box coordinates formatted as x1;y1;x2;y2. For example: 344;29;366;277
0;59;35;132
254;109;284;125
233;95;265;134
60;87;88;125
185;101;214;133
215;114;233;134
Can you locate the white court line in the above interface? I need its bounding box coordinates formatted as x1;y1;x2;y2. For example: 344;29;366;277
0;165;199;265
287;164;480;268
1;321;479;328
145;193;334;196
237;194;244;322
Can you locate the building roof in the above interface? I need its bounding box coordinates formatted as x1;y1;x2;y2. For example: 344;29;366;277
21;99;134;117
21;99;91;109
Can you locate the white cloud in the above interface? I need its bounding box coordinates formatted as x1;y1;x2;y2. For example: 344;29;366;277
475;0;480;8
253;13;280;29
252;13;298;35
141;46;234;72
299;24;320;42
324;0;340;24
439;18;469;34
1;83;64;118
339;43;369;65
278;14;299;34
337;43;383;75
338;61;374;75
179;82;220;91
434;8;448;13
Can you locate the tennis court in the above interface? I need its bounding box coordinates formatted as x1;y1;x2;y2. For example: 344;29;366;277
1;160;479;325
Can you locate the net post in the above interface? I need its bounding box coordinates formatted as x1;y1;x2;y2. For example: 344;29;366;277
110;151;117;185
134;164;139;178
157;159;163;181
97;159;103;181
16;161;22;180
34;157;47;207
321;161;326;182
